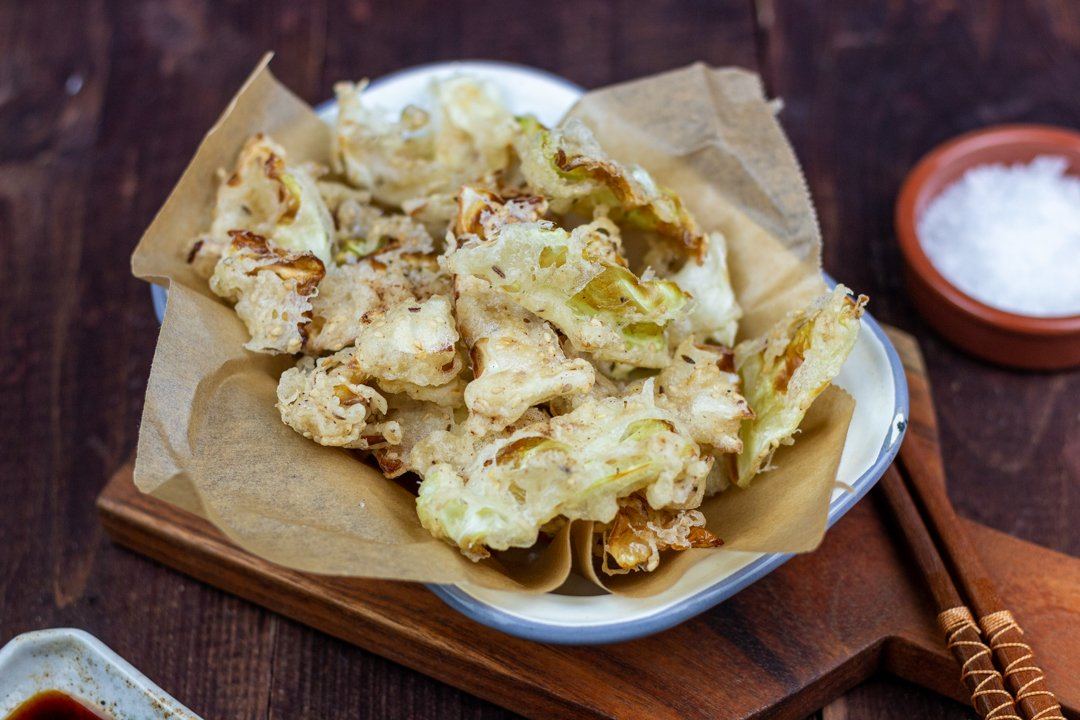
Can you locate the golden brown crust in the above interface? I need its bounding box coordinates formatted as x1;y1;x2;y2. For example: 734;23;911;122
229;230;326;295
599;494;723;574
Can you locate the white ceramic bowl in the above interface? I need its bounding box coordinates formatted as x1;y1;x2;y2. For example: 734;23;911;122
151;60;907;644
0;628;202;718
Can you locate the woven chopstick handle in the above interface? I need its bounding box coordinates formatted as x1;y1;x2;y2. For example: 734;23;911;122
938;606;1020;720
979;610;1065;720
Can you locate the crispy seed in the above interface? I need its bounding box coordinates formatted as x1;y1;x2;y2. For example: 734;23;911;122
186;240;204;264
681;354;695;364
491;265;506;279
408;306;421;313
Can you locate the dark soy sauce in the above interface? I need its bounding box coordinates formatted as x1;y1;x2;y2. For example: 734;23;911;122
6;691;108;720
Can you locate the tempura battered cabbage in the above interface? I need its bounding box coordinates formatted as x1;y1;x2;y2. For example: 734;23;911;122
575;214;627;267
277;294;463;450
209;231;325;354
334;77;516;224
371;396;457;478
547;356;623;416
514;117;707;262
410;407;551;480
191;134;334;276
316;178;372;217
350;295;462;387
306;230;450;356
376;372;467;408
456;275;594;432
668;232;741;347
643;338;751;454
189;75;867;576
599;494;723;574
414;382;711;557
322;181;436;264
276;351;398;449
734;285;867;486
306;260;415;354
280;292;464;435
454;186;548;240
704;458;735;498
445;221;690;367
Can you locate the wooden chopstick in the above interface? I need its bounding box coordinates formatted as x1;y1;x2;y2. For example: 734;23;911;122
897;447;1065;720
898;363;1065;720
879;465;1020;720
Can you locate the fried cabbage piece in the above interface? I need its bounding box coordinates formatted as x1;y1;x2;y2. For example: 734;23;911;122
396;249;452;300
455;275;594;433
575;213;628;267
320;181;437;264
277;351;399;450
334;77;517;226
667;232;741;347
414;382;712;559
277;294;465;450
444;221;690;367
190;134;333;276
643;338;752;454
316;178;372;216
514;117;707;262
452;184;625;271
350;295;462;388
306;261;416;354
208;231;326;354
547;354;623;416
734;285;867;486
410;407;551;477
454;186;548;240
704;457;735;497
281;294;465;437
375;370;467;409
598;494;723;574
370;396;457;478
306;212;447;354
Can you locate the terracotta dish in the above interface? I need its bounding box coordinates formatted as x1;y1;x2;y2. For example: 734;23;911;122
895;124;1080;370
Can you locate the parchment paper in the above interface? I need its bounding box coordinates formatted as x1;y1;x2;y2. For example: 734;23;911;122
131;56;855;595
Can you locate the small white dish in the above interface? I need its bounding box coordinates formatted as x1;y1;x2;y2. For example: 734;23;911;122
0;628;202;718
151;60;907;644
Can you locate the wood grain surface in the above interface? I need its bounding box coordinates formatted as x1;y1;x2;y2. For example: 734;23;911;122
95;454;1080;720
1;1;1077;719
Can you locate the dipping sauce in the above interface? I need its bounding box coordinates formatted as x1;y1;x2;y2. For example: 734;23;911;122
917;155;1080;318
5;692;108;720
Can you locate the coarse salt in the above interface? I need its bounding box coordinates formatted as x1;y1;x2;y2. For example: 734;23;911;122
917;155;1080;317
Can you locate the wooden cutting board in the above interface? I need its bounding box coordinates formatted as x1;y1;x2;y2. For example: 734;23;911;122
97;353;1080;720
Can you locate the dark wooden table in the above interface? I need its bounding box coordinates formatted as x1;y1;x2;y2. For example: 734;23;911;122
1;2;1076;718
